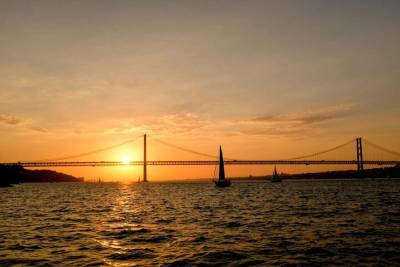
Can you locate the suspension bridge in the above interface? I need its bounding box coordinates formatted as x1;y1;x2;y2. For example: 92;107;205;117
1;135;400;182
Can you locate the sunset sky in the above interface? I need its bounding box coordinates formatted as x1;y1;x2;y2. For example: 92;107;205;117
1;1;399;181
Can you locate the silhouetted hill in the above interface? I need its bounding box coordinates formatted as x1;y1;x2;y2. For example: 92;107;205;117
280;165;400;180
0;164;83;187
232;165;400;181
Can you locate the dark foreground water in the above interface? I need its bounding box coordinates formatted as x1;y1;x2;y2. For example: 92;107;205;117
0;179;399;266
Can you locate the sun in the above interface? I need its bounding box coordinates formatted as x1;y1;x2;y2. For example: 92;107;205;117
121;155;132;165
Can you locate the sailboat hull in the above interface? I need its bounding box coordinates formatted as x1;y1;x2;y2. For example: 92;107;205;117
271;166;282;182
214;179;231;187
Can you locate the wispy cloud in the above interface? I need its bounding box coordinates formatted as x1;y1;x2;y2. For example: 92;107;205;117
0;113;48;133
243;103;358;137
0;114;21;125
252;103;356;125
28;126;48;133
23;103;357;139
104;113;206;136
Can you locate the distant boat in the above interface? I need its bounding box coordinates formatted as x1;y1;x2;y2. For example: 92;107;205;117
271;166;282;182
214;146;231;187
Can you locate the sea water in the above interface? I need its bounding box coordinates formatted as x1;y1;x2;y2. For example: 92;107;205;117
0;179;399;266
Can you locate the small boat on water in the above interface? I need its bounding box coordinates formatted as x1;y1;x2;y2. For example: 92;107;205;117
271;166;282;182
214;146;231;187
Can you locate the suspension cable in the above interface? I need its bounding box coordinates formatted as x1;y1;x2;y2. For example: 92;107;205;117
363;139;400;158
152;138;237;160
282;139;355;160
29;135;371;163
33;135;143;162
153;137;357;161
152;139;219;159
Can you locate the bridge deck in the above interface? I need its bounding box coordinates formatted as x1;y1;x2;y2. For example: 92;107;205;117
1;160;399;167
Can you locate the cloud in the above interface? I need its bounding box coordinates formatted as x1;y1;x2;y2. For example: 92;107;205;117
159;113;205;133
28;126;48;133
66;103;357;139
252;103;356;125
244;103;358;137
0;113;48;133
104;113;206;136
0;114;21;125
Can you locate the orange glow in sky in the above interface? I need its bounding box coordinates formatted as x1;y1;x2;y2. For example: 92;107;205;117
0;1;399;181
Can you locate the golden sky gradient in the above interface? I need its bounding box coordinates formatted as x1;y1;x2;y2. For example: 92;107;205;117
1;1;399;181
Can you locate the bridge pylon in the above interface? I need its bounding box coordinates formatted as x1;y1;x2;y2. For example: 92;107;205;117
143;134;147;182
356;137;364;173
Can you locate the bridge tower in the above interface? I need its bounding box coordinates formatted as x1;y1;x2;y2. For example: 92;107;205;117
356;137;364;172
143;134;147;182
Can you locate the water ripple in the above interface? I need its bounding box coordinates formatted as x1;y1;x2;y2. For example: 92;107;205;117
0;179;399;266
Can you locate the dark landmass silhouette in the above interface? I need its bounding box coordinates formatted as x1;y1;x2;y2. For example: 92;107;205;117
232;165;400;181
1;164;399;187
0;164;83;187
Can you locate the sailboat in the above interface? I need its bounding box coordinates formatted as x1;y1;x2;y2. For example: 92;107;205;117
214;146;231;187
271;166;282;182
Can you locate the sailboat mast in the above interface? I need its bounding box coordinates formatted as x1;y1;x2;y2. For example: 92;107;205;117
219;145;225;180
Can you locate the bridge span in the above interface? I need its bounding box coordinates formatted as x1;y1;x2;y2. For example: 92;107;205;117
2;160;399;167
1;135;399;181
